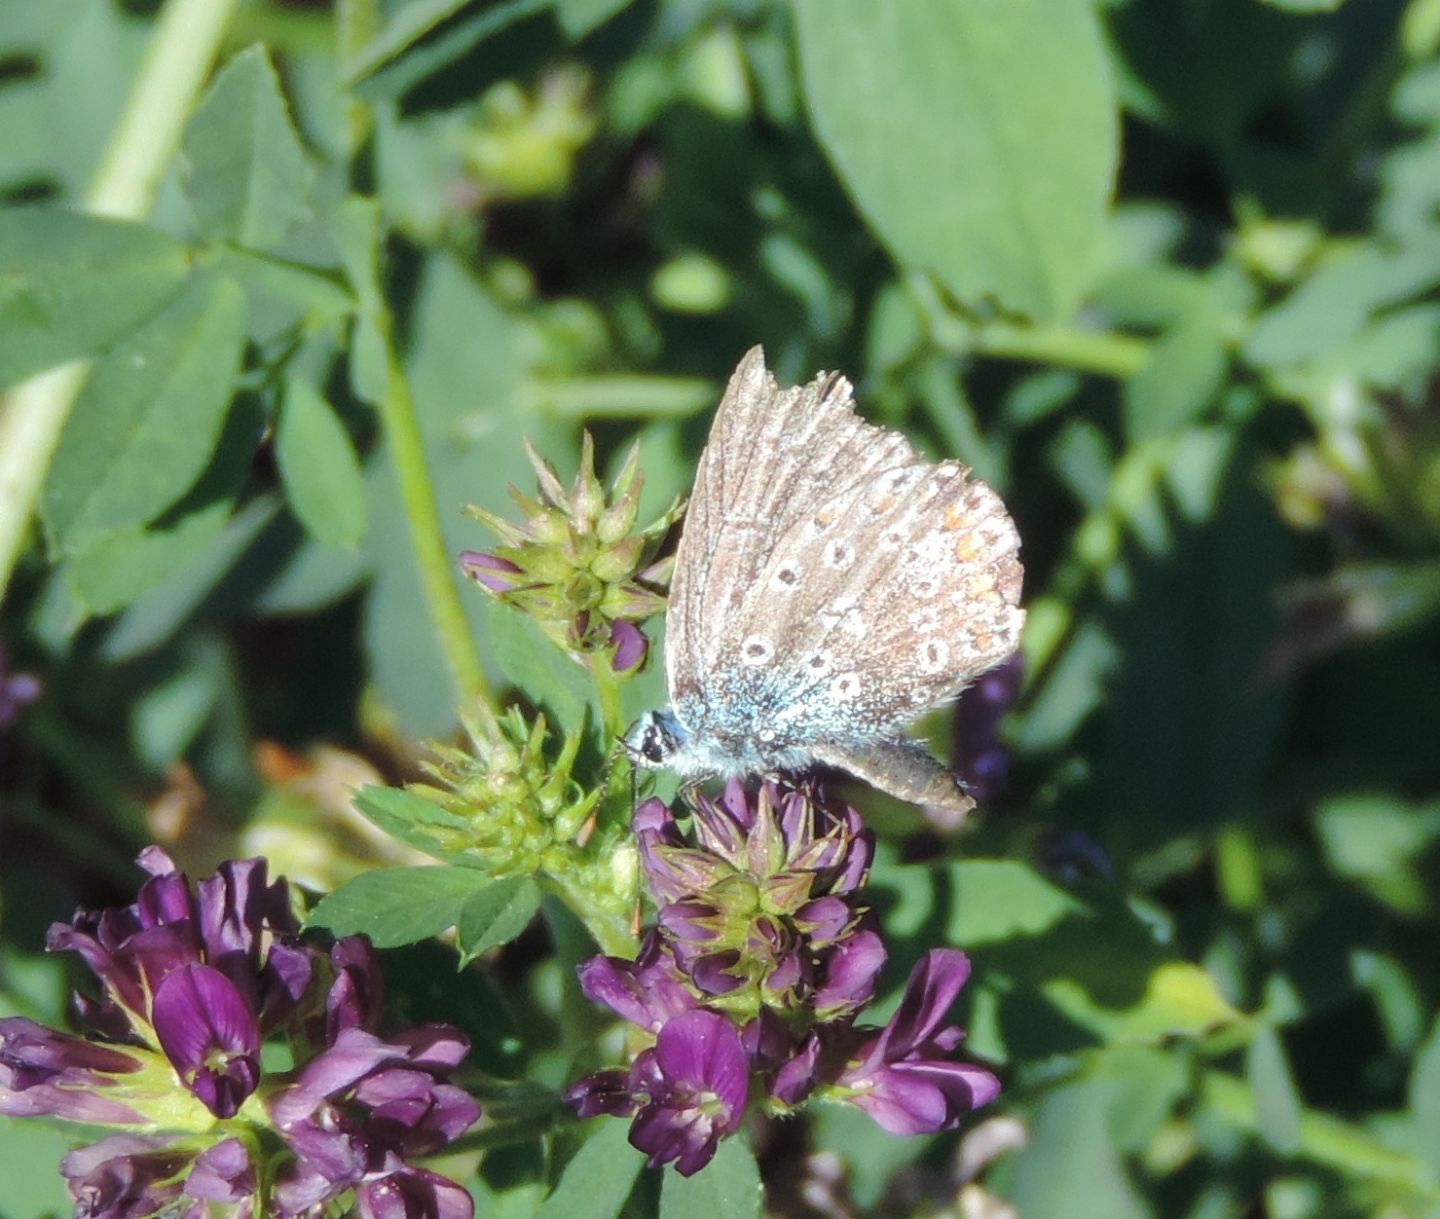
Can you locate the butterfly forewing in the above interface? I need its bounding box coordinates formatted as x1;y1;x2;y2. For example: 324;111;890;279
667;347;887;700
660;346;1024;811
716;452;1022;744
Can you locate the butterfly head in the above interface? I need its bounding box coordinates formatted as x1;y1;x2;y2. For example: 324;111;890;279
624;709;687;768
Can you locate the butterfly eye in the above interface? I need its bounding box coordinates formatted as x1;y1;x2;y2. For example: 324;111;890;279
626;714;678;765
641;726;670;763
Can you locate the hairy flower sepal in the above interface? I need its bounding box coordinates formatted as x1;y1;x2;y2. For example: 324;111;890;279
461;432;682;666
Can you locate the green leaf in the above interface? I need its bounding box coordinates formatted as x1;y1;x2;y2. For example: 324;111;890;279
1002;1079;1151;1219
205;246;354;327
795;0;1116;319
1410;1015;1440;1177
0;208;189;389
536;1119;643;1219
659;1137;761;1219
332;196;384;311
1247;1024;1303;1154
0;1117;77;1217
487;602;594;739
1100;456;1292;833
1123;315;1229;443
556;0;633;39
131;648;221;769
180;44;314;250
344;0;484;81
307;865;493;947
0;2;150;201
944;860;1086;944
67;501;232;616
42;275;247;555
918;860;1241;1055
1245;239;1440;368
347;0;552;98
353;785;480;864
330;197;390;406
1313;794;1440;915
101;497;277;661
276;378;368;549
529;375;716;420
457;877;543;965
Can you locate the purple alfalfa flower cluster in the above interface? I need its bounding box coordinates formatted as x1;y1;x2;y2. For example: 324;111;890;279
0;848;479;1219
564;780;999;1175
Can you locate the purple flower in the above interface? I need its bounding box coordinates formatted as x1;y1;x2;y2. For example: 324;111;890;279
46;849;307;1047
830;949;999;1135
569;782;1001;1168
575;932;695;1034
459;434;681;663
269;1026;480;1218
0;1019;148;1125
608;618;649;673
950;654;1024;809
631;781;876;1021
58;1133;257;1219
324;935;385;1041
151;964;262;1118
0;643;40;730
5;848;480;1218
625;1010;749;1176
354;1167;476;1219
61;1135;193;1219
564;1068;640;1118
186;1137;257;1207
1037;828;1115;881
812;927;886;1018
459;550;525;594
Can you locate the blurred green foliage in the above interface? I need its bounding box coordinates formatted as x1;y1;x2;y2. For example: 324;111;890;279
3;0;1440;1216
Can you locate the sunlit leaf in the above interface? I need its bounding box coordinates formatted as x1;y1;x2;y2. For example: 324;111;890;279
796;0;1117;319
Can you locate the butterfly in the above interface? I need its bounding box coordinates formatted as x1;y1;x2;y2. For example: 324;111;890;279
625;347;1024;815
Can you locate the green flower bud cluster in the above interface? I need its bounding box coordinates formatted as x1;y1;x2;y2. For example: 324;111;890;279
462;432;683;667
412;703;639;946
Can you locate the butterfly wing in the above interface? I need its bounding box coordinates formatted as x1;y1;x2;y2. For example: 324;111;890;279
665;347;914;708
665;347;1023;814
709;423;1024;746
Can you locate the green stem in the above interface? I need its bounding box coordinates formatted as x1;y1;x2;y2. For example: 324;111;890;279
971;321;1149;379
336;0;380;165
1021;435;1179;684
567;895;637;958
589;656;627;746
1202;1070;1440;1199
524;374;717;420
371;313;493;710
0;0;242;602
